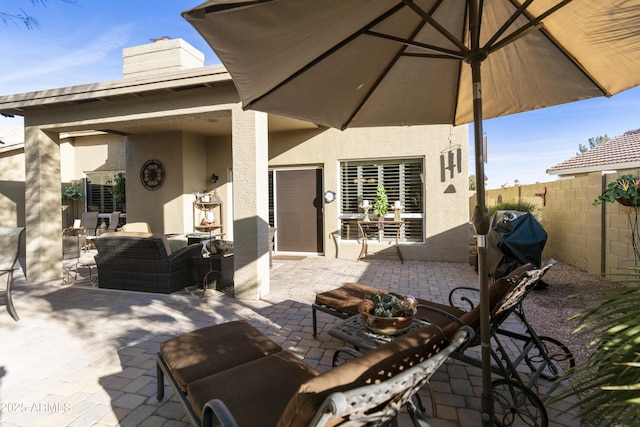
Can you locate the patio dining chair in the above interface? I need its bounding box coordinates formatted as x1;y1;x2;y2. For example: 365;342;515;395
62;227;97;284
0;227;25;321
80;211;99;237
105;211;121;233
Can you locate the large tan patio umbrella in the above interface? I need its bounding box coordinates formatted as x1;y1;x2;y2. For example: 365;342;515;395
183;1;640;424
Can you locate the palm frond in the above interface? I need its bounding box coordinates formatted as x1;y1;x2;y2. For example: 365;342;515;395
550;283;640;426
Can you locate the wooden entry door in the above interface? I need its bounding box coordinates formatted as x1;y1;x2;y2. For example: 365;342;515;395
273;168;323;253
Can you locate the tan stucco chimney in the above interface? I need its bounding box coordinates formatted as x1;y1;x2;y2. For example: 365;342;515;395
122;37;205;78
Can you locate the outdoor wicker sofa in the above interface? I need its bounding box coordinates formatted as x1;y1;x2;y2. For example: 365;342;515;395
93;232;201;293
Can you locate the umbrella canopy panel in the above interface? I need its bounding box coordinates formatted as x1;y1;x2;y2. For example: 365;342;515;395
183;1;640;424
184;0;640;130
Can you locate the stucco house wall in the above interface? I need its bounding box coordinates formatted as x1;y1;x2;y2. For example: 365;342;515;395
269;124;469;262
54;121;470;262
0;144;25;228
0;38;470;293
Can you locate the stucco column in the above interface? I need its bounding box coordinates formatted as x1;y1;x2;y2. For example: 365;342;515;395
231;108;270;300
24;126;62;282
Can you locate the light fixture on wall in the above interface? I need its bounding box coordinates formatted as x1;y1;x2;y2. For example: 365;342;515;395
324;190;336;203
210;173;219;183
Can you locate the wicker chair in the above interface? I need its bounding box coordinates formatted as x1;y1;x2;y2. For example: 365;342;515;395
93;232;201;293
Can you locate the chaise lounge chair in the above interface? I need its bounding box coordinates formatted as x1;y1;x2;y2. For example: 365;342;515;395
315;260;567;425
157;320;473;427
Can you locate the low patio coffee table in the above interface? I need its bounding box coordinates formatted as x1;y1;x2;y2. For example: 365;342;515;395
328;314;438;417
328;314;427;351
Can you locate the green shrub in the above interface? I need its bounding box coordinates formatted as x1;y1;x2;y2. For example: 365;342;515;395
61;185;84;201
488;200;537;217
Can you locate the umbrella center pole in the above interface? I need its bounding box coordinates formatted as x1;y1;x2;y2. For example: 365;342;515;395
469;45;495;425
476;235;494;426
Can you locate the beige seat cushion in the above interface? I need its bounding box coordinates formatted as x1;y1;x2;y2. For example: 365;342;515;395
100;231;153;238
277;324;448;427
121;222;152;233
187;351;318;427
160;321;283;392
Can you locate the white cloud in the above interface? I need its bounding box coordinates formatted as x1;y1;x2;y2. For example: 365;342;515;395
2;23;133;87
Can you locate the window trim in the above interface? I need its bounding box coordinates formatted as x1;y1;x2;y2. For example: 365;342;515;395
338;157;425;243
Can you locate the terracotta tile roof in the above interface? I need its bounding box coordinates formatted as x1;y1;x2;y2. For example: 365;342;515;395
547;128;640;175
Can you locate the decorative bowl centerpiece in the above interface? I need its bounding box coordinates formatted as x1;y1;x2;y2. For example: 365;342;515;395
358;293;418;335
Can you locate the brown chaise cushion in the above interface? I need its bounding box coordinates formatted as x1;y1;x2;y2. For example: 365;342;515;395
187;351;319;427
405;264;537;337
315;264;535;320
160;320;282;392
440;278;515;337
315;283;389;315
277;324;448;427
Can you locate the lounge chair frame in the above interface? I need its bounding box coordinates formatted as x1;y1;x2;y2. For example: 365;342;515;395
313;260;570;426
418;260;572;427
201;327;473;427
157;320;472;427
0;227;24;321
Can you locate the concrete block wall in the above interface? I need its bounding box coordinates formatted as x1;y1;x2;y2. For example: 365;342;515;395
480;169;640;278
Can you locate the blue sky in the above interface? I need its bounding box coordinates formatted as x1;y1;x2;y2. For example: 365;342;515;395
2;1;639;189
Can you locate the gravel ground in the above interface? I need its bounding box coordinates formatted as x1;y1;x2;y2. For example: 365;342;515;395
522;259;624;366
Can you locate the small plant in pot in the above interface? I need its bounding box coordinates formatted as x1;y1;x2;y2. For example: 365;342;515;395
593;174;640;264
373;184;388;220
108;172;126;211
62;185;85;202
61;185;85;225
593;174;640;207
358;293;418;335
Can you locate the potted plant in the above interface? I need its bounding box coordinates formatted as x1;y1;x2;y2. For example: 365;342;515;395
358;293;418;335
62;185;85;202
61;185;85;225
593;174;640;207
373;185;388;220
594;173;640;265
109;172;126;211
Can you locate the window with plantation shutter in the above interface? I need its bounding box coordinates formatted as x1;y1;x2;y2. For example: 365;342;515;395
339;158;424;242
84;171;125;213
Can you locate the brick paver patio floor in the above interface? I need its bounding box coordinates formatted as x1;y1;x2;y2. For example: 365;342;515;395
0;256;581;426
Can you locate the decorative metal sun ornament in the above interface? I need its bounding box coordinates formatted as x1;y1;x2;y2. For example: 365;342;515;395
140;159;165;190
